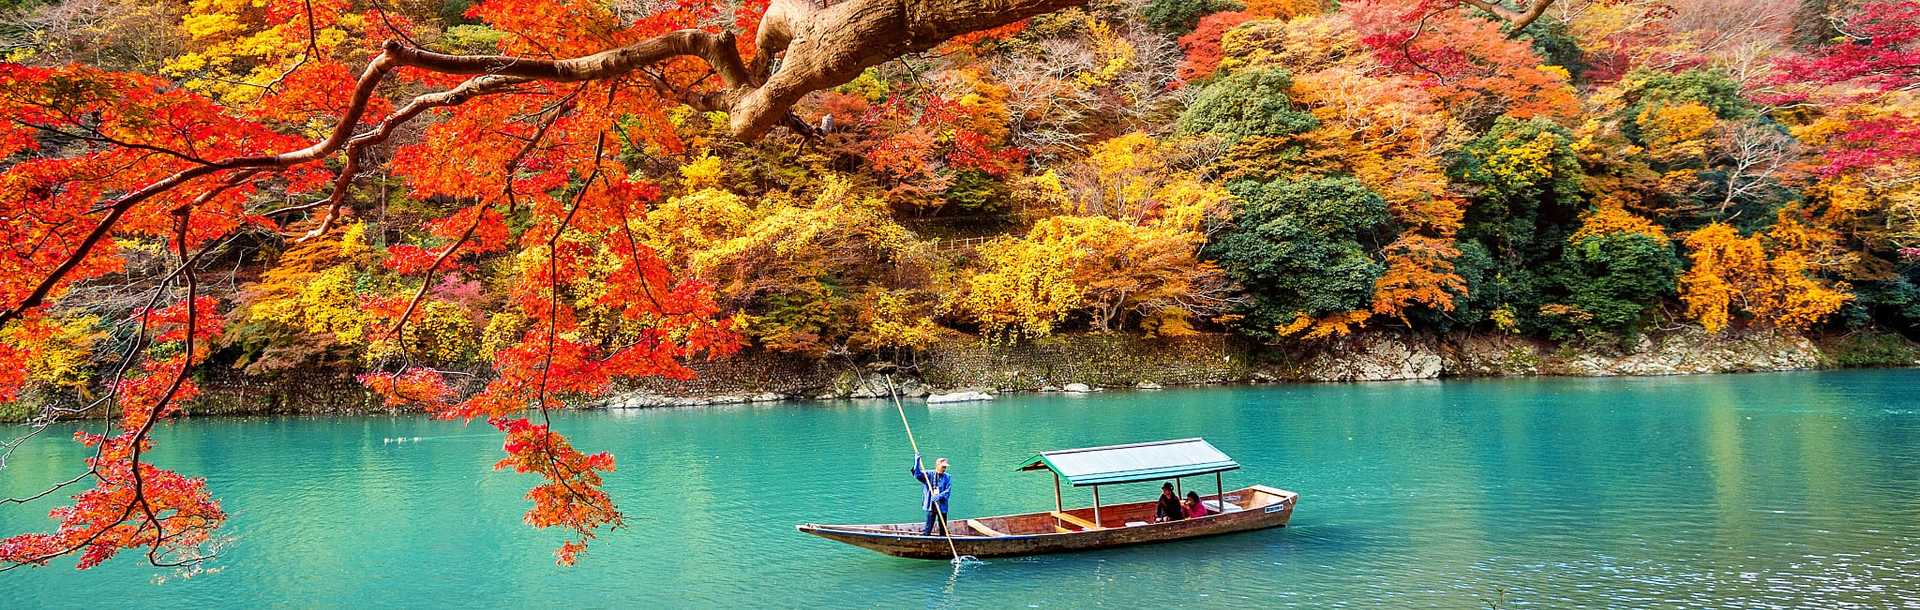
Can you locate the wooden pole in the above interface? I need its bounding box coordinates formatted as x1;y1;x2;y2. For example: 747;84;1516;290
1215;472;1225;512
1092;485;1102;528
1175;477;1182;496
1053;472;1063;529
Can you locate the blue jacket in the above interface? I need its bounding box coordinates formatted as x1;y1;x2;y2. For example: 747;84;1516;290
911;455;951;513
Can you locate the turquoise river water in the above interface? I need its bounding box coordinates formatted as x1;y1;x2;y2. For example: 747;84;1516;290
5;370;1920;608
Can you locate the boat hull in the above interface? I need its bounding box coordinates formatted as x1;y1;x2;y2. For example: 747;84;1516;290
797;485;1297;560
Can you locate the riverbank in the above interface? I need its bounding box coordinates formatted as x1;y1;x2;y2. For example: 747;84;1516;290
122;327;1920;419
6;327;1915;421
600;327;1920;408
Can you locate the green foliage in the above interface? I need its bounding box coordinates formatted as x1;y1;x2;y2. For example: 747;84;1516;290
1525;19;1586;84
1175;67;1319;143
943;169;1011;213
1845;273;1920;332
1453;116;1585;260
440;25;505;53
1618;68;1755;143
1819;331;1920;368
1142;0;1241;34
1545;232;1681;338
1205;177;1388;340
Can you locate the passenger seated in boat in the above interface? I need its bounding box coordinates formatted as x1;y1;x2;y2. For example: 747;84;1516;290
1183;491;1211;519
911;454;952;536
1154;483;1185;522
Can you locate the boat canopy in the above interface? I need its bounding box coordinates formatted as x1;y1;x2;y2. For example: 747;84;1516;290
1016;438;1240;487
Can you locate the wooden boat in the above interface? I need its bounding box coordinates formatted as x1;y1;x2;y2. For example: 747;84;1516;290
797;438;1299;559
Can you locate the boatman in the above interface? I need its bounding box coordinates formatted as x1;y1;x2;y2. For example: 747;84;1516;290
911;454;952;536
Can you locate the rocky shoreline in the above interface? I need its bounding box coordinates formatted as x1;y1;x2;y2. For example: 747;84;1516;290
596;328;1917;409
9;327;1911;421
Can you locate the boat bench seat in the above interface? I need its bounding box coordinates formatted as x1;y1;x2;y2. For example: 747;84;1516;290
1204;499;1244;513
1050;511;1102;531
965;519;1008;537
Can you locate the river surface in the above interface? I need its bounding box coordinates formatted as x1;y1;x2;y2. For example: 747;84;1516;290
5;370;1920;608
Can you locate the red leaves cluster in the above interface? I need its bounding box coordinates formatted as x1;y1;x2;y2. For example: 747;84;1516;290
491;417;619;566
136;296;224;346
1815;116;1920;176
3;325;220;569
1768;1;1920;99
1177;12;1255;83
1349;0;1577;121
358;369;458;411
0;434;225;570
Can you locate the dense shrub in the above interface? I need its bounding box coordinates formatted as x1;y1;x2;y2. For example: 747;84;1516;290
1205;177;1388;340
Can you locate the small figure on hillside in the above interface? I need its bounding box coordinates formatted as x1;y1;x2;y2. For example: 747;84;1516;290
911;454;952;535
1155;482;1185;522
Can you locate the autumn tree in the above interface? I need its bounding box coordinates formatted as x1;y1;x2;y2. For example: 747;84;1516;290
0;0;1093;571
1679;222;1852;333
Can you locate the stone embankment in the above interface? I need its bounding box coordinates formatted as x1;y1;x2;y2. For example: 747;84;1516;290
8;327;1891;421
594;328;1914;409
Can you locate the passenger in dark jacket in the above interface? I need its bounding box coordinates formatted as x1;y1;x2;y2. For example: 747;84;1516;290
1155;482;1185;522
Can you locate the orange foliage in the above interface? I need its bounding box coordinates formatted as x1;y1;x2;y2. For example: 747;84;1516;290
1372;235;1467;321
1177;12;1254;82
1570;205;1667;242
1679;223;1851;333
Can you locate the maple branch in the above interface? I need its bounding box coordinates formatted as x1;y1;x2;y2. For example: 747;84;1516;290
128;206;202;567
1457;0;1556;37
300;74;534;241
381;97;573;356
531;133;614;521
0;210;219;572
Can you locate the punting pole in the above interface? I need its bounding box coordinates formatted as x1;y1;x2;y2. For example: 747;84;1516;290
881;374;975;566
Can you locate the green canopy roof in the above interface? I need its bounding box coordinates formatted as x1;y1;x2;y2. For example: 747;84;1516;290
1016;438;1239;487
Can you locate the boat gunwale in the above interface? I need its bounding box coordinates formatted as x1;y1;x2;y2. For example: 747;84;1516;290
796;484;1296;542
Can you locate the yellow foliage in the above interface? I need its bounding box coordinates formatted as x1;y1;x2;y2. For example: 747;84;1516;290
1218;14;1366;78
1487;131;1564;191
640;188;754;270
245;231;376;346
851;291;943;352
1075;18;1136;88
1066;132;1233;230
948;234;1085;339
255;265;370;344
1679;223;1851;333
1636;102;1716;162
480;312;527;359
1275;310;1370;341
165;0;365;103
950;214;1226;336
0;314;105;392
367;300;477;363
1244;0;1328;18
1142;307;1201;338
679;155;726;189
1570;205;1666;242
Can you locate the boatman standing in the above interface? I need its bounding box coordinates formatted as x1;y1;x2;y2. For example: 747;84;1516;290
911;454;952;536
